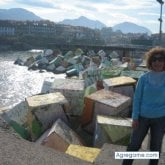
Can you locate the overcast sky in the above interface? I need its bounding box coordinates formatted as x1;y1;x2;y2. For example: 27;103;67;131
0;0;165;33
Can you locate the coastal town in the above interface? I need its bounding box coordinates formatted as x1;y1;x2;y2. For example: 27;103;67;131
0;47;165;164
0;3;165;164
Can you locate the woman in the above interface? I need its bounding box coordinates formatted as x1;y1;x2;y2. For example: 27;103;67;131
122;47;165;165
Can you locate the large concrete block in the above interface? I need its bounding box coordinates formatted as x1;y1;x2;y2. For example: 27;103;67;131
26;92;69;140
33;104;66;129
0;127;91;165
41;77;56;93
0;114;9;129
120;70;145;79
79;68;103;87
81;89;131;133
103;76;136;98
84;89;131;111
2;102;29;125
94;115;149;150
66;144;101;163
26;92;69;108
94;115;132;147
103;76;136;87
36;118;84;152
50;79;85;115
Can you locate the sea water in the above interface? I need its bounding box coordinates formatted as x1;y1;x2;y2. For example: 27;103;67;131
0;50;65;108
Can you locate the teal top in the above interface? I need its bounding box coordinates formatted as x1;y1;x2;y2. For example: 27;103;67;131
132;71;165;120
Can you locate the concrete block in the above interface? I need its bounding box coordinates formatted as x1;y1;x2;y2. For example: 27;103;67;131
36;128;69;152
94;115;132;147
81;89;131;133
36;118;84;152
2;127;92;165
50;79;85;115
3;102;29;125
66;144;100;163
94;115;149;150
33;104;66;129
41;77;56;93
120;70;145;79
26;92;69;140
110;85;134;99
85;89;131;110
26;92;69;108
0;115;9;129
103;76;136;87
79;68;103;87
103;76;136;98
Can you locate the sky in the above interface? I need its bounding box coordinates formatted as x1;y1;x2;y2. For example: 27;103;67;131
0;0;165;34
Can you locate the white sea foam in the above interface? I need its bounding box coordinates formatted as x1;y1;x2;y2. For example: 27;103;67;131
0;51;65;108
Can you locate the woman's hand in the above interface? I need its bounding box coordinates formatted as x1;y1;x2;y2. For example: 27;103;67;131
132;120;139;128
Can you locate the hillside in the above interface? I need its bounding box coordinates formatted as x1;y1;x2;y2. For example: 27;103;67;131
59;16;106;30
0;8;152;34
112;22;151;34
0;8;42;21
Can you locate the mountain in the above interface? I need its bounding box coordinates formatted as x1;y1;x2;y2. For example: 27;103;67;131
60;17;151;34
112;22;152;34
59;16;106;30
0;8;152;34
0;8;42;21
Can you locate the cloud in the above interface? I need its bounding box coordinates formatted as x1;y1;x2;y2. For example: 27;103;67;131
75;4;97;12
15;0;55;8
138;12;160;16
0;0;163;33
0;0;14;5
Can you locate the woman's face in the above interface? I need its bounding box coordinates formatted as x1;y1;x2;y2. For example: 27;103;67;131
151;55;165;72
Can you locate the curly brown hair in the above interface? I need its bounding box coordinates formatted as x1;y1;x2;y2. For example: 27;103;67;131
145;47;165;70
